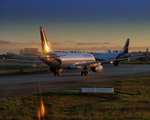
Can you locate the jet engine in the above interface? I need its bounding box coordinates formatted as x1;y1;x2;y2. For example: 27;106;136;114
91;64;103;72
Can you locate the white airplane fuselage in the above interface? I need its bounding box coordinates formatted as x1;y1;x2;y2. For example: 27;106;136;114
38;52;95;69
93;52;119;61
93;52;130;61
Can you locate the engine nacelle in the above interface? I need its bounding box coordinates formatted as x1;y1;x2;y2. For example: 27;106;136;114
91;65;103;72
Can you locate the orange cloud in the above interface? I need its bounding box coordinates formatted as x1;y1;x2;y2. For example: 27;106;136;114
65;40;76;42
49;40;62;45
0;39;149;54
0;40;13;44
76;42;112;45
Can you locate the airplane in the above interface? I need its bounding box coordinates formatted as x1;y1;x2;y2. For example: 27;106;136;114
37;27;103;76
93;38;130;66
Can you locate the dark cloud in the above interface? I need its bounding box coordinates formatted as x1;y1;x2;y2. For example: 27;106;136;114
30;41;40;45
103;42;112;44
53;47;86;52
129;46;150;51
88;46;123;51
0;39;41;54
0;40;13;44
86;46;150;52
76;42;112;45
53;45;150;52
65;40;76;43
0;40;40;45
49;40;62;45
0;39;149;54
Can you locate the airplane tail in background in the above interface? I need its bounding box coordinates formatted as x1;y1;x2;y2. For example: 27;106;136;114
122;38;130;53
40;27;52;54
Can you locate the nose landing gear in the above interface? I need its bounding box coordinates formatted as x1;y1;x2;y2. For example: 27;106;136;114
50;67;61;76
81;66;89;76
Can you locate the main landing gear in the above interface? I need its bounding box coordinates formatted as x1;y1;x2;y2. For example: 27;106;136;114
81;66;89;76
54;70;60;76
50;67;61;76
114;61;119;66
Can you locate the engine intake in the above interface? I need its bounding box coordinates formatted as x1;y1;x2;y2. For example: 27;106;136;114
91;65;103;72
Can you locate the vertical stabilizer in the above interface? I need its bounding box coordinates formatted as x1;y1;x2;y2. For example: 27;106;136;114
122;38;130;53
40;27;52;54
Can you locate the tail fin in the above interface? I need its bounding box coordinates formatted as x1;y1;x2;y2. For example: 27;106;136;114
40;27;52;54
122;38;130;53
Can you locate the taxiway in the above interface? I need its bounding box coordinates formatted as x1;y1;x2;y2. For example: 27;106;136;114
0;64;150;99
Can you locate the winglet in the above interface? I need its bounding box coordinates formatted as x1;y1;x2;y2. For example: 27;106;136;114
122;38;130;53
40;27;52;54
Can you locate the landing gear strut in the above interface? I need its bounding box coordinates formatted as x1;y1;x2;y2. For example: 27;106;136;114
81;66;89;76
114;61;119;66
54;70;60;76
50;67;60;76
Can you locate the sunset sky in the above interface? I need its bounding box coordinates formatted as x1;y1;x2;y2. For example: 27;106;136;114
1;0;150;54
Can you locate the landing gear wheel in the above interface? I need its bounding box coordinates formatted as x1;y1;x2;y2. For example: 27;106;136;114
81;71;89;76
54;73;57;76
81;71;84;76
54;71;57;76
114;63;118;66
81;66;89;76
54;70;60;76
84;71;89;76
114;62;119;66
57;71;60;76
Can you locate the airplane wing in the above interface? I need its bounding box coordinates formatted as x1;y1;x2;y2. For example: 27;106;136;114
128;56;146;59
79;61;102;67
95;58;129;65
114;58;129;62
104;55;147;63
69;61;103;69
73;61;103;73
3;58;43;65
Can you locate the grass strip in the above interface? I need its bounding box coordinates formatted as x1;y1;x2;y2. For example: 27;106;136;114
1;77;150;119
0;65;49;75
